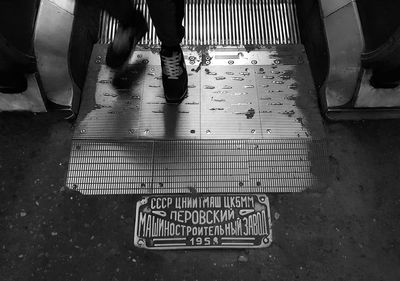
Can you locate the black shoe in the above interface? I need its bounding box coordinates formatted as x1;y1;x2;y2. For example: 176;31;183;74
160;46;188;103
106;14;148;69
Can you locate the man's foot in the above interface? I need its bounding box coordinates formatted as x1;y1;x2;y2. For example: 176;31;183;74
160;45;188;103
106;13;148;69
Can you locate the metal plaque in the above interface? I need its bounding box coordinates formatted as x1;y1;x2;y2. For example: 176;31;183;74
134;194;272;250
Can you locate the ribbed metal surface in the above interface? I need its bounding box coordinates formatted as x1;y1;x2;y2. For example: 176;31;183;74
99;0;300;45
75;45;324;141
66;44;328;194
67;139;328;195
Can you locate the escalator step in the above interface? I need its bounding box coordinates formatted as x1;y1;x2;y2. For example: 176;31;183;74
99;0;300;46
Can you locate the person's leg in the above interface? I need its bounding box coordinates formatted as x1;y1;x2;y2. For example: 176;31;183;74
146;0;185;47
146;0;187;103
81;0;148;68
80;0;135;26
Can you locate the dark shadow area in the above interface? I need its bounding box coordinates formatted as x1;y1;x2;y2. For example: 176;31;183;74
357;0;400;51
0;1;39;93
162;103;180;139
112;63;148;90
296;0;329;91
69;1;100;91
358;0;400;88
0;0;39;56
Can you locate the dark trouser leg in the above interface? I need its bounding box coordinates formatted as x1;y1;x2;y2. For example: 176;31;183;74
146;0;185;46
79;0;138;26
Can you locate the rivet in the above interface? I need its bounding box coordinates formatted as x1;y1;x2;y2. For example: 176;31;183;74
251;60;258;65
228;60;234;65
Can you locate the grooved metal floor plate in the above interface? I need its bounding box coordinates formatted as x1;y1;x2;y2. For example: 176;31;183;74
66;44;328;195
67;139;328;195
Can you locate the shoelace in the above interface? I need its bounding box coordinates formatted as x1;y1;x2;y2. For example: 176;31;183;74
161;52;183;80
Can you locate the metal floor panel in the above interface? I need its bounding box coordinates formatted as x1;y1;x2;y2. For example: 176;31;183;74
75;45;324;140
67;139;328;195
66;44;328;194
99;0;300;46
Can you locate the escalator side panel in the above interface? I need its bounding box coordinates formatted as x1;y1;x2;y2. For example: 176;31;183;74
319;0;364;109
34;0;78;113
